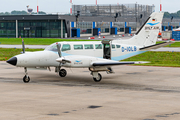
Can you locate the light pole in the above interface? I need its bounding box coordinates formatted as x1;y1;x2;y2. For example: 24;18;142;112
160;0;162;11
70;0;73;15
37;0;39;14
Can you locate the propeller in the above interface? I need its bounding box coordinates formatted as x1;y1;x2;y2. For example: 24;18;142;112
56;43;71;63
22;39;25;53
56;42;61;57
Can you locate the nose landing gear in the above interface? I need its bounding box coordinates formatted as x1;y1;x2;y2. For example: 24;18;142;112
23;75;30;83
23;67;30;83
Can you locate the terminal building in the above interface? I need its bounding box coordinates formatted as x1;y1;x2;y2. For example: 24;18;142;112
0;4;179;38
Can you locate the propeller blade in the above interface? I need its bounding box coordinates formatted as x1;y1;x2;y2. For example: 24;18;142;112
22;39;25;53
56;42;61;57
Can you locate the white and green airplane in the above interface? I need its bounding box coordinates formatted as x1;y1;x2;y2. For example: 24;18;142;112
7;12;173;83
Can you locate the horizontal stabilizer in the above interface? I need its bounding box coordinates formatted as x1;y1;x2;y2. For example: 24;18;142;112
139;41;174;51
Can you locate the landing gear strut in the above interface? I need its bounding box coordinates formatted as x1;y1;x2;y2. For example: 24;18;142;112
23;67;30;83
59;69;67;77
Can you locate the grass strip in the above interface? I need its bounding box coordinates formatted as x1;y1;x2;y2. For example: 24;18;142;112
0;38;98;45
0;48;43;61
123;51;180;67
0;38;179;47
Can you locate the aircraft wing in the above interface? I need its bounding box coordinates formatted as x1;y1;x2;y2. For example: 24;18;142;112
139;41;174;51
91;61;149;66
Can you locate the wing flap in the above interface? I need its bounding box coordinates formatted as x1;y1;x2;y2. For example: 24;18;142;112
92;61;149;66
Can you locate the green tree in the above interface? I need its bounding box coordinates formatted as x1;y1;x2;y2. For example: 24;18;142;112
164;10;180;18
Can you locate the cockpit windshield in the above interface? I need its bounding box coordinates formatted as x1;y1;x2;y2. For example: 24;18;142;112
44;43;61;52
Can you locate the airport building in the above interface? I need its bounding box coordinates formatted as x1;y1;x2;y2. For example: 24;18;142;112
0;4;180;38
0;15;67;38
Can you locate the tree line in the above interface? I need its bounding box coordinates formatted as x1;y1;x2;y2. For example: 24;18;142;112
0;10;46;15
164;10;180;18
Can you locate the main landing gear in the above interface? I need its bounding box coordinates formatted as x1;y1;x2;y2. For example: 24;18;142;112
23;67;30;83
57;67;102;82
59;69;67;77
56;67;67;77
58;68;102;82
91;72;102;82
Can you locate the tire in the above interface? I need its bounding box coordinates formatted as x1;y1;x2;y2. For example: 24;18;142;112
93;73;102;82
23;75;30;83
59;69;67;77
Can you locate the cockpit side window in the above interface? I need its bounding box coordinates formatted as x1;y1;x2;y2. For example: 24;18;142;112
112;44;115;49
62;44;71;51
45;43;59;52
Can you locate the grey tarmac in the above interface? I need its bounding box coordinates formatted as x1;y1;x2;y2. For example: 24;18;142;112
1;61;180;120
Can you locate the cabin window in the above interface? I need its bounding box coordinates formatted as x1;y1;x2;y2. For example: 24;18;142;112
116;45;121;48
95;44;102;49
74;44;83;50
62;44;71;51
84;44;94;49
112;44;115;49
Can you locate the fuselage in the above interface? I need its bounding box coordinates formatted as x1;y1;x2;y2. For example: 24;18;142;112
11;39;146;68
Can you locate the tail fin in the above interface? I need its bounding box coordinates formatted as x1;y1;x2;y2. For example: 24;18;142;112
121;12;164;47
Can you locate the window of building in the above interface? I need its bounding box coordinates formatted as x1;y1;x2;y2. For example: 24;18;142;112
0;20;66;38
114;22;125;32
97;22;110;33
50;30;58;37
77;22;92;34
62;44;71;51
95;44;102;49
0;22;16;37
74;45;83;50
0;30;7;37
84;44;94;49
129;22;137;31
0;23;6;29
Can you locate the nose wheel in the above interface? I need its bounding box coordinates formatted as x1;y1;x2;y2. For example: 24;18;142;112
23;75;30;83
59;69;67;77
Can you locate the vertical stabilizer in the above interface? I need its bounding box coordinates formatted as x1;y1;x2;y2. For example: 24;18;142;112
121;12;164;47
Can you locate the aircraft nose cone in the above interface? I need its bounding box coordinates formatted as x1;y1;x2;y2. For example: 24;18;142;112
6;57;17;66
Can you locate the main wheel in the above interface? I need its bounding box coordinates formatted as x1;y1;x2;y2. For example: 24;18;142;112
59;69;67;77
93;73;102;82
23;75;30;83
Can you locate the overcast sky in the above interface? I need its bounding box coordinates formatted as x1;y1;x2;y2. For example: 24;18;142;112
0;0;178;13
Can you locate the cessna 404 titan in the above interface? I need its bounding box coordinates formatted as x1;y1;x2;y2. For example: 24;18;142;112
7;12;173;83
